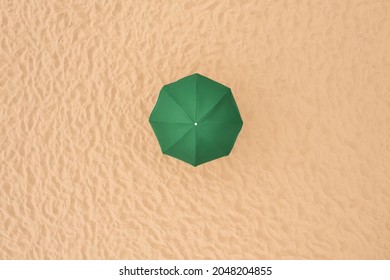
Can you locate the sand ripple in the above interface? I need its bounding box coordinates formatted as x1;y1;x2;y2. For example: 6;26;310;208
1;0;390;259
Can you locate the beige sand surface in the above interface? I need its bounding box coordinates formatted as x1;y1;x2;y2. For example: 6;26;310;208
1;0;390;259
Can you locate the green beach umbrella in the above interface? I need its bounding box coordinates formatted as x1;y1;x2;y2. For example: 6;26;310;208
149;73;243;166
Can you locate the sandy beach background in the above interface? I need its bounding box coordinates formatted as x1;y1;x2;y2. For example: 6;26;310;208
1;0;390;259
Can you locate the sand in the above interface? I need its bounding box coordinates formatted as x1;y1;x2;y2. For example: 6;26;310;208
1;0;390;259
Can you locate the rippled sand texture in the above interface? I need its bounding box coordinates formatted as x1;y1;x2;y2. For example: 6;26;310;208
1;0;390;259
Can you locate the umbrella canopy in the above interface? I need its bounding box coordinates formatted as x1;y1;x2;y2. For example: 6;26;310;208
149;73;243;166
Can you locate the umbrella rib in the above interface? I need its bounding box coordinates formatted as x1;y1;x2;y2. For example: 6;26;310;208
198;126;229;155
195;120;197;166
208;123;243;154
150;120;192;125
162;126;194;154
198;122;243;126
198;89;231;122
164;88;194;122
195;74;198;121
